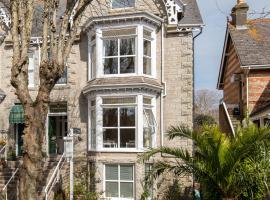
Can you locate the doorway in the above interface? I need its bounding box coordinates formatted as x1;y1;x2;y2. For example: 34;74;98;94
15;123;25;156
48;116;68;155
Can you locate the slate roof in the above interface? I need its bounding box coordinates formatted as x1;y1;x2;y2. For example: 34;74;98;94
180;0;203;26
83;76;163;93
228;19;270;66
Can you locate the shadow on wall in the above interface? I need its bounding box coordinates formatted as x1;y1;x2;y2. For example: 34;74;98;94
159;179;193;200
250;77;270;115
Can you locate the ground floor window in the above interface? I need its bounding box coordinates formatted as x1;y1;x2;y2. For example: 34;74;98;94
102;97;136;149
105;164;134;198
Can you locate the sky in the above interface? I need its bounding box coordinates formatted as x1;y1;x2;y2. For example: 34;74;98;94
195;0;270;91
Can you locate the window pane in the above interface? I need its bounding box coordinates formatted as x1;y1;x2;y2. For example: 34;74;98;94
120;165;133;180
106;182;119;197
143;128;151;148
112;0;135;9
144;40;151;57
106;165;118;180
103;108;118;127
104;39;118;56
143;97;152;105
120;108;135;127
120;57;135;73
103;97;136;105
144;109;156;127
120;38;135;55
91;44;96;79
104;58;118;74
143;57;151;75
120;129;135;148
28;54;34;86
144;29;152;40
120;182;133;198
103;129;118;148
103;28;136;37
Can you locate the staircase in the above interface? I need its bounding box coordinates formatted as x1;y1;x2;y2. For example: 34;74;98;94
0;161;20;200
0;156;69;200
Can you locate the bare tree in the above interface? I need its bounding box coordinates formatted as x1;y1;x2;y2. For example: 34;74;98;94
1;0;95;199
195;89;222;122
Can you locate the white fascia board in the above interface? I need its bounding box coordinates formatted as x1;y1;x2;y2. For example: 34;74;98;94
217;26;229;90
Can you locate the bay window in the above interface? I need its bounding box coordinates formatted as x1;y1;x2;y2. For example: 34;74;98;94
89;95;157;151
88;25;156;78
105;164;134;198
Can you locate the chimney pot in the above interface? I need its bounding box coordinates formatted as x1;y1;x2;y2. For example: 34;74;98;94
231;1;249;28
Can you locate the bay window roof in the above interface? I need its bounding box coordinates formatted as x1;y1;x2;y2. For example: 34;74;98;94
83;76;162;94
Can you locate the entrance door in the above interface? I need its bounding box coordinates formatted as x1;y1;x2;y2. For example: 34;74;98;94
48;116;67;155
16;123;25;156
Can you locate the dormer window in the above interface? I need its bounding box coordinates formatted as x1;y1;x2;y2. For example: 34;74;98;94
112;0;135;9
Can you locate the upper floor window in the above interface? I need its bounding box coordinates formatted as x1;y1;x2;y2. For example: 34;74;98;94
103;28;136;75
112;0;135;9
28;53;35;87
88;25;156;79
143;29;152;75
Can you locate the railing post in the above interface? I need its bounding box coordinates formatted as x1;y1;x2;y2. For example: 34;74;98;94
4;145;7;162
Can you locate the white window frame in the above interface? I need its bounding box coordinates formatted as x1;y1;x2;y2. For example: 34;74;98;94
102;36;137;76
28;53;35;88
111;0;136;9
88;31;97;81
104;164;134;200
101;97;137;150
89;93;157;152
90;23;156;79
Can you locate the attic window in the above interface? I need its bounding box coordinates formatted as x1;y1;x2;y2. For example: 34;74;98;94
112;0;135;9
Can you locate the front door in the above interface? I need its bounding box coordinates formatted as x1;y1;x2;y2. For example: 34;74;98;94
48;116;67;155
16;123;25;156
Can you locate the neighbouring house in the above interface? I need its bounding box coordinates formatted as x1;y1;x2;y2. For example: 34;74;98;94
0;0;203;198
218;0;270;134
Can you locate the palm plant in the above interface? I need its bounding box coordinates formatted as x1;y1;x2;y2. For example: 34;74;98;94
141;123;270;200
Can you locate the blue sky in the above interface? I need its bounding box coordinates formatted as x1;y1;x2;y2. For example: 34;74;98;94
195;0;270;90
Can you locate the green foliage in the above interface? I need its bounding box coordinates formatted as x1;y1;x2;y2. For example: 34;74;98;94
194;114;216;129
141;123;270;199
73;162;99;200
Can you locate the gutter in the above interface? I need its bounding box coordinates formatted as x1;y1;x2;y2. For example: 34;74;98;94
241;64;270;69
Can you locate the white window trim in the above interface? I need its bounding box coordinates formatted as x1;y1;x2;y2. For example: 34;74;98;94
103;164;135;200
102;37;137;75
90;93;157;152
91;23;157;79
28;53;35;88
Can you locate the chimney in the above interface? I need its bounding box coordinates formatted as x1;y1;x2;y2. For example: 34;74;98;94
231;0;249;28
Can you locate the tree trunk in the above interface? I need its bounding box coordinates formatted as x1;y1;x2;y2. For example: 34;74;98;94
19;102;48;200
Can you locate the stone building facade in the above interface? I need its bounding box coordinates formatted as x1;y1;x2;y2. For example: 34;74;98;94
0;0;202;198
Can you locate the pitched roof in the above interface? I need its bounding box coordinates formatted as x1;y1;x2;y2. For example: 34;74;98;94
217;19;270;89
180;0;203;26
228;19;270;67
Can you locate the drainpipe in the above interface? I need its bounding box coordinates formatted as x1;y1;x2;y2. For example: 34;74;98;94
246;67;250;116
160;22;165;148
192;28;203;129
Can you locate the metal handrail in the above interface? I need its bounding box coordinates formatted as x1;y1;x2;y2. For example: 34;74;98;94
44;153;66;200
1;168;19;200
0;145;7;161
44;131;73;200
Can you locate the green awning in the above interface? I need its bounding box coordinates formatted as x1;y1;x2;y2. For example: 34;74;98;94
9;105;24;124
